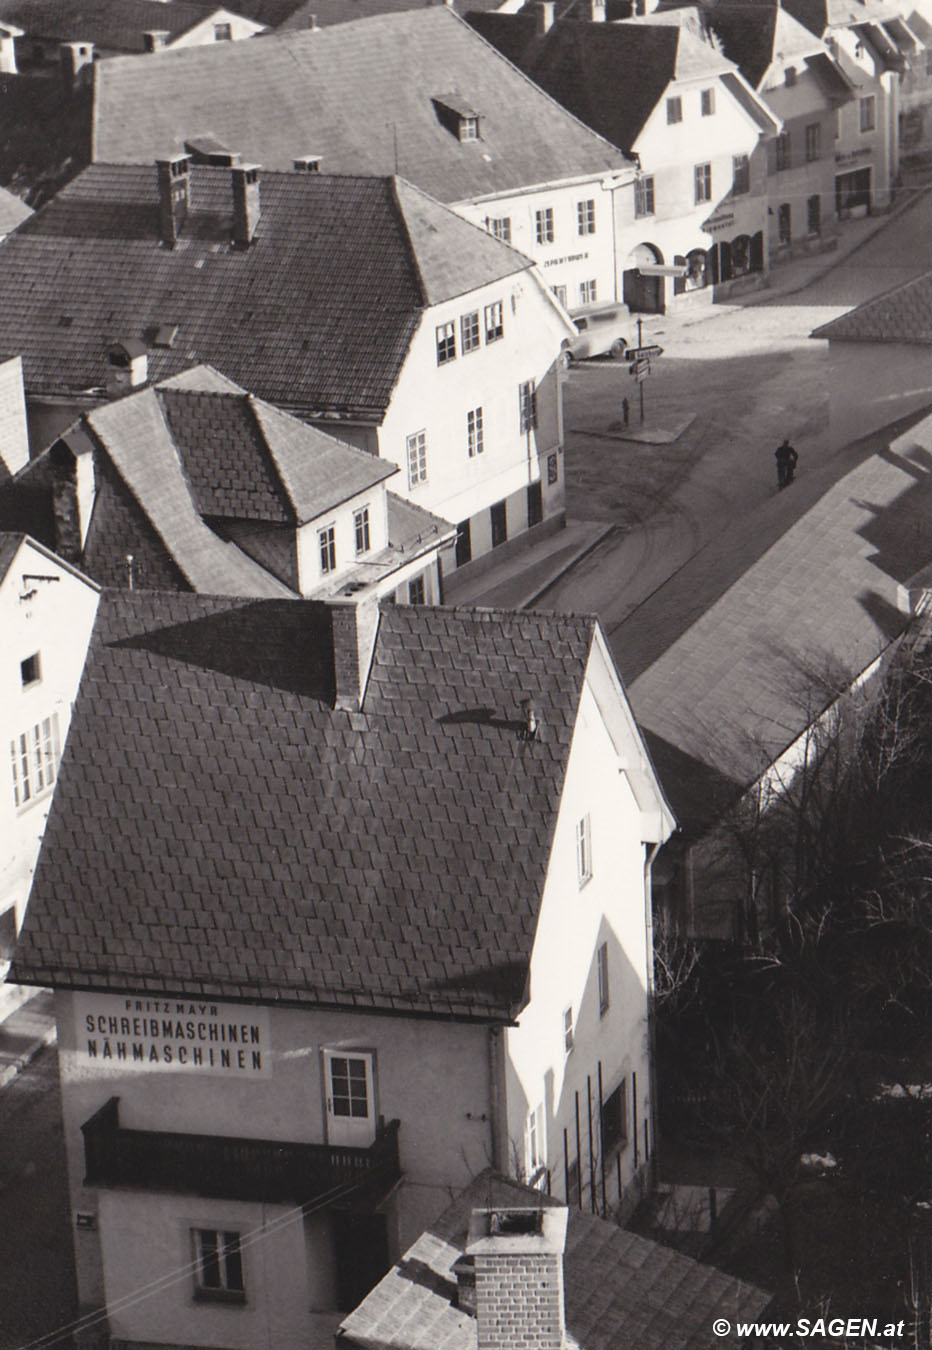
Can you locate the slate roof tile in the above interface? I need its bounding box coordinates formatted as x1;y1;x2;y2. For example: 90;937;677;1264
13;593;595;1017
338;1171;770;1349
92;8;630;194
0;166;527;419
812;267;932;344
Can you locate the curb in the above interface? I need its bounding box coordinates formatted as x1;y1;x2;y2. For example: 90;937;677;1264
522;522;618;608
0;990;57;1089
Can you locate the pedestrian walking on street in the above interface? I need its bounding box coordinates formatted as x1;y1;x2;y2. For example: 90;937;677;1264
775;437;798;489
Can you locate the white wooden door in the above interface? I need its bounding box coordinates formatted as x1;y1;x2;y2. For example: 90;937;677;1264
323;1050;376;1147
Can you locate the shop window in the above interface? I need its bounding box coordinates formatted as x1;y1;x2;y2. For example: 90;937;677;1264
731;235;752;276
685;248;708;290
732;154;749;195
807;193;821;235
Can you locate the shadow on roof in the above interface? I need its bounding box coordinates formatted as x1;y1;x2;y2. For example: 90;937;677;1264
111;598;336;701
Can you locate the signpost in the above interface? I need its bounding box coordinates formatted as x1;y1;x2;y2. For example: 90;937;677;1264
626;317;663;424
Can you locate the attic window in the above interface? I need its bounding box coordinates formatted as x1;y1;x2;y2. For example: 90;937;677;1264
153;324;178;348
58;315;73;328
459;115;479;142
432;96;481;142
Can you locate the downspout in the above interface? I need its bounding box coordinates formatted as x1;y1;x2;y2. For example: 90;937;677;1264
488;1025;508;1171
643;840;662;1189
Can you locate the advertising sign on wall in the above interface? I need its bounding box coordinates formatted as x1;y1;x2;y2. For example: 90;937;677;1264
74;993;271;1076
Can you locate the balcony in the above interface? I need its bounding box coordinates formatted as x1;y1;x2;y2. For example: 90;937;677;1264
82;1098;401;1208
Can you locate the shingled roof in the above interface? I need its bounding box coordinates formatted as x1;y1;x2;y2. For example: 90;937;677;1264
468;16;738;153
0;0;244;52
91;7;632;194
337;1171;771;1349
812;269;932;345
625;424;932;832
0;165;530;416
11;592;598;1018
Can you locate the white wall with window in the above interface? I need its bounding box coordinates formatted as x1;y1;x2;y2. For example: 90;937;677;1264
503;628;674;1219
829;25;897;211
0;537;99;962
295;486;390;596
167;7;266;46
457;173;629;318
375;270;574;584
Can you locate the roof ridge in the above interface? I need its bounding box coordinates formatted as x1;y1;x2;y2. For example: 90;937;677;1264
243;391;300;521
387;174;430;310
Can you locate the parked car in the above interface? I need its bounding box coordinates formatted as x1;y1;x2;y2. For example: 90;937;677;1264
561;306;630;365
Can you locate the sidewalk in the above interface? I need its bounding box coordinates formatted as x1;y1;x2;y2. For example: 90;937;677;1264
446;516;615;610
0;986;56;1088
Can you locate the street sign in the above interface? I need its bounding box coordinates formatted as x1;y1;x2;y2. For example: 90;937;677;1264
629;359;650;376
633;368;650;384
624;344;664;361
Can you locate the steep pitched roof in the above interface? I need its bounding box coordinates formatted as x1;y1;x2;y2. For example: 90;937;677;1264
625;427;932;830
276;0;505;30
0;0;239;51
812;269;932;345
337;1171;771;1349
11;593;597;1017
0;185;31;236
0;165;529;417
703;2;780;87
469;16;736;153
91;7;632;194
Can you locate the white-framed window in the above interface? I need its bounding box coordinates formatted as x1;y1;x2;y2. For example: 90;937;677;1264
576;813;592;885
535;206;554;244
634;176;655;217
859;95;876;132
694;162;712;204
461;310;480;354
579;279;597;306
318;524;336;574
192;1229;245;1301
597;941;609;1016
467;406;484;457
487;216;512;242
484;300;504;343
701;87;715;116
406;430;428;487
10;713;60;809
20;653;40;687
563;1006;574;1054
732;154;749;195
519;380;537;433
408;575;426;605
435;321;456;365
459;114;479;141
666;95;682;124
576;198;596;234
323;1049;377;1146
552;284;567;306
526;1103;545;1174
353;506;370;555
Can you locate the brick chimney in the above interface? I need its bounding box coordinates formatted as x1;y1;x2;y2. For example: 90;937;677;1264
231;164;261;247
465;1207;568;1350
536;0;555;32
156;154;191;247
327;597;380;711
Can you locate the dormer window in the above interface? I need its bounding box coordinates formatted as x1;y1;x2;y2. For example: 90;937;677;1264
432;95;481;142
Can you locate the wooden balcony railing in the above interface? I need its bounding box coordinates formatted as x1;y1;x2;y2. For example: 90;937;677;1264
82;1098;401;1208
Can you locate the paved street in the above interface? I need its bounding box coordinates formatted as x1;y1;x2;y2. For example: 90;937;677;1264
541;187;932;682
0;1045;76;1350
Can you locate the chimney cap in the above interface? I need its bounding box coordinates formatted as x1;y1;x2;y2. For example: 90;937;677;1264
466;1206;568;1257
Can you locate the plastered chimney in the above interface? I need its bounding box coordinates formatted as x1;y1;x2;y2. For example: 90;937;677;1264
0;356;29;479
466;1207;569;1350
231;164;261;247
589;0;606;18
106;340;148;396
156;154;191;246
536;0;555;32
328;597;380;711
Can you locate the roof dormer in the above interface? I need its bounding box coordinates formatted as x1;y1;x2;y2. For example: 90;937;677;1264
432;95;481;142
